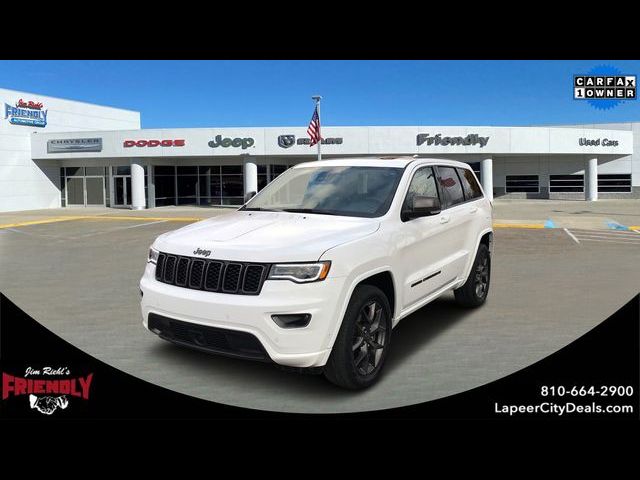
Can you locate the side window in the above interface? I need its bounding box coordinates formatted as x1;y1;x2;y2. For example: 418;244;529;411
402;166;439;217
437;166;465;208
457;167;483;200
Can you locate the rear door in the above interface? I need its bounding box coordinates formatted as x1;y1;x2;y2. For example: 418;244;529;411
434;166;474;282
456;166;487;258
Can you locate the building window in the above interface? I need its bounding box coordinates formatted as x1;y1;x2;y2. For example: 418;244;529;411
176;166;198;205
506;175;539;193
66;166;84;177
258;165;268;191
154;166;176;207
550;174;584;193
598;174;632;193
271;165;289;178
115;165;131;176
60;167;66;207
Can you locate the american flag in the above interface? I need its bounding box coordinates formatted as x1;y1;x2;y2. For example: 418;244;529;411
307;105;322;147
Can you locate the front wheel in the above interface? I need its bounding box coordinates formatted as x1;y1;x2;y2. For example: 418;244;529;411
454;243;491;307
324;285;392;390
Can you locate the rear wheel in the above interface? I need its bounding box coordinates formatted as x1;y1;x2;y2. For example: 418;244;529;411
324;285;392;390
454;243;491;307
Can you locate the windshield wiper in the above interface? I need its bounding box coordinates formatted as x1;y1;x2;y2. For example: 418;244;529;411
281;208;339;216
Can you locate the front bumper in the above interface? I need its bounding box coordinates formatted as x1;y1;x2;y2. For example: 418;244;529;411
140;262;347;368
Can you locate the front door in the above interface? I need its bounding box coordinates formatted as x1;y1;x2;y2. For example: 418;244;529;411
396;165;453;310
113;176;132;207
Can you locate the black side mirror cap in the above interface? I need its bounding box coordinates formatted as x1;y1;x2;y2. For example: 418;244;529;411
403;195;441;220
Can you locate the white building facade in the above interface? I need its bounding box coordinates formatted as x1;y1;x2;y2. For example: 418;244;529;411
0;88;140;212
1;88;638;213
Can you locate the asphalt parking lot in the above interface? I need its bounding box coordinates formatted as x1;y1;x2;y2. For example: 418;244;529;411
1;201;639;413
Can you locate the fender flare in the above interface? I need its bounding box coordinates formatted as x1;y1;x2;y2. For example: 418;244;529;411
324;265;397;353
460;228;493;283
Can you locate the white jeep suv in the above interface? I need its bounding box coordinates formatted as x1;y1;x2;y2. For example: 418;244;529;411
140;158;493;389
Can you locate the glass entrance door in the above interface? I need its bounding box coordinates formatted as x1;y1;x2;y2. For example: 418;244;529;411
85;177;105;206
66;176;105;206
113;176;132;207
66;177;85;206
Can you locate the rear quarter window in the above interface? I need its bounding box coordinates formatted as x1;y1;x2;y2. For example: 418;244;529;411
457;167;484;200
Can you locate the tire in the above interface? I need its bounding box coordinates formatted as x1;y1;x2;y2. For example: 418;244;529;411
324;285;392;390
454;243;491;308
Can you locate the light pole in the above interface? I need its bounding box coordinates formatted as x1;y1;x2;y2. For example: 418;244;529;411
312;95;322;162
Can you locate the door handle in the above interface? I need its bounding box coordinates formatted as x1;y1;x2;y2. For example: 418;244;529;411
440;215;450;224
469;206;478;214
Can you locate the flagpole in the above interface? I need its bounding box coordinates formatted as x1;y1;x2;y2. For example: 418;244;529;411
312;95;322;161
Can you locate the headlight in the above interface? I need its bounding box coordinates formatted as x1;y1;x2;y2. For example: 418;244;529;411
148;247;159;264
268;261;331;283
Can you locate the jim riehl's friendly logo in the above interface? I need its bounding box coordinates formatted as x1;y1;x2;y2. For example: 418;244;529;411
4;98;48;128
574;65;636;110
2;367;94;415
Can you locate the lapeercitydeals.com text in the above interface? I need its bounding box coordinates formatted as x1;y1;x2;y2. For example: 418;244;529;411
495;402;634;417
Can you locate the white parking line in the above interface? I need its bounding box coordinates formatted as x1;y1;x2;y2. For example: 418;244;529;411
572;233;640;242
3;227;66;240
73;220;169;238
119;219;169;230
577;238;640;245
571;228;640;237
564;228;580;244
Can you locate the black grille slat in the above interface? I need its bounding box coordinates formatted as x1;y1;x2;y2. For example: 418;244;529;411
175;257;190;286
155;252;268;295
163;255;177;284
204;262;223;291
242;265;265;293
222;263;242;293
155;253;166;281
189;260;205;288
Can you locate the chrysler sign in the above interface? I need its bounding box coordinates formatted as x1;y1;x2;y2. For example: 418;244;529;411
47;138;103;153
417;133;489;148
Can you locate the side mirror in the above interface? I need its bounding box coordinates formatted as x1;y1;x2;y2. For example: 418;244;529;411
244;191;257;203
403;195;441;220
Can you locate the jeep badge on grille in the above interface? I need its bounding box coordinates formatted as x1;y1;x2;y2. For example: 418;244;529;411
193;248;212;257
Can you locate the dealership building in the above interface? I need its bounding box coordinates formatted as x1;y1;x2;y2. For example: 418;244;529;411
1;87;638;213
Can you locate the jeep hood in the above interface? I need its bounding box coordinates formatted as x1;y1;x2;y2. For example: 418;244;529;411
154;211;380;262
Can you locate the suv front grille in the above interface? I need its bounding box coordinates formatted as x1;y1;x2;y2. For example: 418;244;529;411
155;252;269;295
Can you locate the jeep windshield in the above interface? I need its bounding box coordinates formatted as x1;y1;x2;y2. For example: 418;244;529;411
242;166;404;218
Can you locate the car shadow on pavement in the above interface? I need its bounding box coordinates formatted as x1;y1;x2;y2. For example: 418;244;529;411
382;294;472;376
148;294;473;402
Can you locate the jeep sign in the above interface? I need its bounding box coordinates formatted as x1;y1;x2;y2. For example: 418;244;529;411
208;135;255;150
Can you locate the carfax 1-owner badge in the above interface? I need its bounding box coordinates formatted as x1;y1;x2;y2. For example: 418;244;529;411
574;65;636;110
2;367;93;415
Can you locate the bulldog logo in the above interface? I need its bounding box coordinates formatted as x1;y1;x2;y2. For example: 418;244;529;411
278;135;296;149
